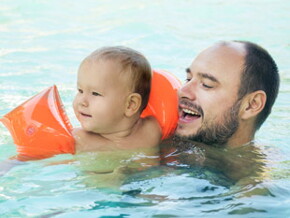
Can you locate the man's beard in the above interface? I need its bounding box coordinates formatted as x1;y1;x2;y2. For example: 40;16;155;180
181;100;241;146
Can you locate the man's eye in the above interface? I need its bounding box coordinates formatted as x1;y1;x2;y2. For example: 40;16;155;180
185;78;191;83
92;92;100;96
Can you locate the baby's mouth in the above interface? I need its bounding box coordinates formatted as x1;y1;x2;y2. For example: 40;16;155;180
80;112;92;118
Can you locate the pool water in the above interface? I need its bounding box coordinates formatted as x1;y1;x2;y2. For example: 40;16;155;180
1;0;290;217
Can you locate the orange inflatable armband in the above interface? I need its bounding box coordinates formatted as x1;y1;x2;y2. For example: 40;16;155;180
141;69;181;139
0;85;75;160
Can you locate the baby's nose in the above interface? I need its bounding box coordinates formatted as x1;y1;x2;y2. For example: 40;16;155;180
79;95;89;107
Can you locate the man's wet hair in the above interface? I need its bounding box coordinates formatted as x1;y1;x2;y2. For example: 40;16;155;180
235;40;280;130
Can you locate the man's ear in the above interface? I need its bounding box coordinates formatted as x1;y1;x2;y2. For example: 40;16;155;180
125;93;142;117
240;90;267;120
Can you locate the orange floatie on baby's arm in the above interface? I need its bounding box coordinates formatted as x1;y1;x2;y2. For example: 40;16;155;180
0;85;75;160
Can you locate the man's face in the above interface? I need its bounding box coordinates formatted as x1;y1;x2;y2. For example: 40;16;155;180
176;42;246;145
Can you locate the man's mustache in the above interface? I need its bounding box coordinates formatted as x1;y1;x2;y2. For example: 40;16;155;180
179;98;204;118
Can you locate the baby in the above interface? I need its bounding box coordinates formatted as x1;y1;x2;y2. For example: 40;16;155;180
0;46;162;181
72;46;162;154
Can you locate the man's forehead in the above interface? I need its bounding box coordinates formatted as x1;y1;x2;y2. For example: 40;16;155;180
186;42;246;91
189;42;246;75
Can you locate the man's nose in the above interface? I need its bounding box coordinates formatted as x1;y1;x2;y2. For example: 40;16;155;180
178;81;197;100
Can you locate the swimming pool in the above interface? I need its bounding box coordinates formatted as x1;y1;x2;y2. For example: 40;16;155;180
1;0;290;217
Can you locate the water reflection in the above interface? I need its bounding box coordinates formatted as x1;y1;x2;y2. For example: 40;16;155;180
160;136;267;188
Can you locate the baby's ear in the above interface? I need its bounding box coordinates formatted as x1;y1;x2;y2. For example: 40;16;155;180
125;93;142;117
240;90;267;120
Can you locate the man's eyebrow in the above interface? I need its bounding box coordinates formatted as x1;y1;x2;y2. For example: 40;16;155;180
198;72;219;83
185;68;219;83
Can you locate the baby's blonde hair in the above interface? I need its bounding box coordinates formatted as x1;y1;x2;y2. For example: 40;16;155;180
85;46;152;111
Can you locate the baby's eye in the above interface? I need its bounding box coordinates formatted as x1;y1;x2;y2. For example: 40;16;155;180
185;78;191;83
92;91;101;96
201;83;213;89
78;88;83;94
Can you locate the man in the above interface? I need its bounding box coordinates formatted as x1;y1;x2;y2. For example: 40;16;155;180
161;40;280;185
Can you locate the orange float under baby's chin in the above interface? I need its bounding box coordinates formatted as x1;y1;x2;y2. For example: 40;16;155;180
0;70;181;160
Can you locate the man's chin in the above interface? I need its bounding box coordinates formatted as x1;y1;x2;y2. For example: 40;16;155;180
175;125;198;138
175;125;211;144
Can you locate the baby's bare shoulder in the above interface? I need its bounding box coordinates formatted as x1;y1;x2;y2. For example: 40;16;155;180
72;128;111;153
142;116;161;131
139;116;162;145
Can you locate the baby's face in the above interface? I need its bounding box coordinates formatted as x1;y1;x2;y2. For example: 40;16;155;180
73;59;132;134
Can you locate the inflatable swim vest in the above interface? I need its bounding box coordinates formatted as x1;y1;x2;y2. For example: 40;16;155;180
0;70;181;160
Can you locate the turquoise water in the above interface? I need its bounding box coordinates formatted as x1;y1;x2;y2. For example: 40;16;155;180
1;0;290;217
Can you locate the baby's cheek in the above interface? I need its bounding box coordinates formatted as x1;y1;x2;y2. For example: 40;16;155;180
72;97;79;109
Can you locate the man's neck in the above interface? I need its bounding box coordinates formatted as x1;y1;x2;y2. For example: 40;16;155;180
225;125;255;147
